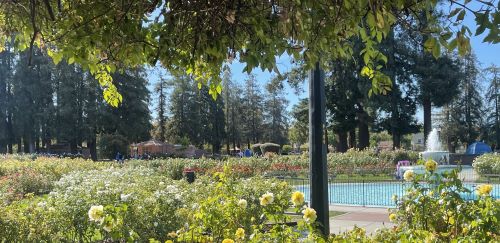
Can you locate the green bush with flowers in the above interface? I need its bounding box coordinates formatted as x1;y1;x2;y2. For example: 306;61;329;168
388;159;499;242
0;156;498;242
0;167;189;242
473;153;500;175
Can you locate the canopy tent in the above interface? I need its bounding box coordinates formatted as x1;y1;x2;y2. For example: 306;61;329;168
466;142;492;155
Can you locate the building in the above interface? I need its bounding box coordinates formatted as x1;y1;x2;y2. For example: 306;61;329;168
411;133;425;151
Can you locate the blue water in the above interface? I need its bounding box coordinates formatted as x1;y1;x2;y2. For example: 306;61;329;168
297;182;500;207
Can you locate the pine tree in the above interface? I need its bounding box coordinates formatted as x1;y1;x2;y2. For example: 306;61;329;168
485;65;500;149
263;77;289;145
12;49;54;153
441;53;484;149
373;29;420;149
241;74;264;148
0;41;14;153
222;68;243;153
289;99;309;148
325;58;361;152
154;77;168;142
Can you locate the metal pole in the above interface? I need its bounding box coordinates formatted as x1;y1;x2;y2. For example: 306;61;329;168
309;61;330;235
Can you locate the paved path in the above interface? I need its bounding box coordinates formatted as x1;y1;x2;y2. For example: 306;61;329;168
329;205;395;235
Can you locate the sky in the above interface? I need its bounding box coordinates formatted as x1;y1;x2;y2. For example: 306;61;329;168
147;4;500;123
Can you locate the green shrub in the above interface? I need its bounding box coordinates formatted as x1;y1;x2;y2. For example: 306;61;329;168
282;145;292;154
260;143;280;154
378;148;419;165
389;166;499;242
251;144;262;155
251;143;262;155
299;143;309;152
0;168;54;204
473;153;500;175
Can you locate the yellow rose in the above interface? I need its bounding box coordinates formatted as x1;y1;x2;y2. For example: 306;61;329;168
88;205;104;223
476;184;493;196
103;219;116;232
235;228;245;239
167;231;178;238
425;160;437;172
389;213;397;222
237;199;247;209
222;239;234;243
291;191;305;206
403;170;415;182
302;207;317;223
448;216;455;225
259;192;274;206
165;240;173;243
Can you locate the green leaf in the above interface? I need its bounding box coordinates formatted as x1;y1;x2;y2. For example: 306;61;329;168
424;37;436;51
51;51;63;65
448;8;462;18
432;42;441;58
68;57;75;65
457;10;466;21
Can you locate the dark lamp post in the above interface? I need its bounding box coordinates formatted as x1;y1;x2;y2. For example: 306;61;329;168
309;61;330;235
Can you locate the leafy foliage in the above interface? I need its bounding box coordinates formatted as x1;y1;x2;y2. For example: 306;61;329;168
473;153;500;175
2;0;498;105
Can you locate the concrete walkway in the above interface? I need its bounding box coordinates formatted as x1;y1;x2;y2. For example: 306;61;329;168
329;205;395;235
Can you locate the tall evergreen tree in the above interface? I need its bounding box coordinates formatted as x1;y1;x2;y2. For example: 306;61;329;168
154;77;168;141
99;69;152;143
54;61;88;152
0;41;14;153
12;49;54;153
325;58;361;152
289;99;309;147
263;78;289;145
373;29;420;148
241;74;264;148
222;68;244;152
441;53;484;150
485;65;500;149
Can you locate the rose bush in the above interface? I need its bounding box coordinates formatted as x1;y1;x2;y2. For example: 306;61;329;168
473;153;500;175
0;155;497;242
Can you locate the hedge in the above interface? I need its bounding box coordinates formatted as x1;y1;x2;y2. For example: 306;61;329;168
260;143;281;154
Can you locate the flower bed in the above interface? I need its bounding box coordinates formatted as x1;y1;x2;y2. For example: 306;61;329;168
1;155;496;242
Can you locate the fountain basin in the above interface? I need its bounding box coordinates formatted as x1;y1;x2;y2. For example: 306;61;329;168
399;165;470;175
421;151;449;164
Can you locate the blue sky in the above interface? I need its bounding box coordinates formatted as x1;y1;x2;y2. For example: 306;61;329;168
147;5;500;122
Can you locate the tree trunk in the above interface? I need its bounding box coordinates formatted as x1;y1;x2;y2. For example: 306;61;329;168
70;141;77;154
17;139;22;153
447;139;456;153
336;132;348;153
358;121;369;150
348;129;356;149
7;112;13;154
393;133;401;149
89;137;97;161
423;96;432;146
23;136;30;153
35;137;40;152
496;96;500;149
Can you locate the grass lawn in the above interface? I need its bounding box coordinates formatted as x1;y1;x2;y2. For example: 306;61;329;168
284;209;346;222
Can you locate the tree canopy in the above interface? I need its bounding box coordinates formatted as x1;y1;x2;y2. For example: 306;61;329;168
1;0;499;106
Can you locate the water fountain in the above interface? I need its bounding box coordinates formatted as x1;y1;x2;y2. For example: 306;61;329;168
421;128;449;164
398;128;460;177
